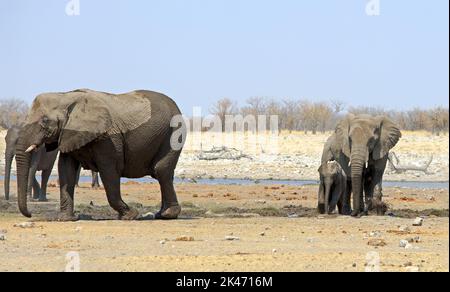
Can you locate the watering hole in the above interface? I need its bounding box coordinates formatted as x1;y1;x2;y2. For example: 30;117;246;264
1;175;449;190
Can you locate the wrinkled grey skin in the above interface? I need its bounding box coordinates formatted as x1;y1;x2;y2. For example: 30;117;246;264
4;126;57;201
322;114;401;217
317;161;348;215
15;89;184;221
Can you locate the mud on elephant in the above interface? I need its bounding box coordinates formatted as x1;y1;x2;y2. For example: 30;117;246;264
15;89;185;221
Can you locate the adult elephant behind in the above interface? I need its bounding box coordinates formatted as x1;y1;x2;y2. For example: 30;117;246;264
4;126;58;201
5;126;100;201
322;114;401;217
15;89;185;221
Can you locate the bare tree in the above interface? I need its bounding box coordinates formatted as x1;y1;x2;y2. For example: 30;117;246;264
0;98;29;129
281;99;300;133
330;99;346;114
429;106;449;136
209;98;238;132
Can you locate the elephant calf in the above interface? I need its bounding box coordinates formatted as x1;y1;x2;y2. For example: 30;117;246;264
318;161;348;215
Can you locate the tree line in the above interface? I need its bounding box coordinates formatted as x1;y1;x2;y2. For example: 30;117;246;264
1;97;449;135
210;97;449;135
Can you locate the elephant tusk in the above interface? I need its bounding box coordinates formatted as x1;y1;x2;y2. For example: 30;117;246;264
25;145;38;153
348;160;352;167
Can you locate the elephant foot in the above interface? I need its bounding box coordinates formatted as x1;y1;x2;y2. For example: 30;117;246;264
155;205;181;220
317;204;326;215
39;197;48;202
351;210;367;218
340;207;352;216
118;208;140;221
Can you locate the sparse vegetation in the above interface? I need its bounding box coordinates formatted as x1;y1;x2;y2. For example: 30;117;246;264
207;97;448;135
0;98;29;129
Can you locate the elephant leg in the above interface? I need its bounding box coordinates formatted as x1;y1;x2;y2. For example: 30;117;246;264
328;188;342;214
341;180;352;215
39;168;52;202
92;171;100;189
98;168;138;220
54;153;79;221
370;158;388;216
317;181;326;214
28;151;41;199
32;176;41;200
153;149;182;220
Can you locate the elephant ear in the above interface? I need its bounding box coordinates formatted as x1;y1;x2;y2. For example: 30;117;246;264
59;97;112;153
373;117;402;160
335;115;353;158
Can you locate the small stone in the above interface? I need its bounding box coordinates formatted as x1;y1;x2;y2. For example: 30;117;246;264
426;195;436;201
260;232;266;237
399;239;414;249
0;234;6;241
14;222;35;229
225;236;240;241
413;217;424;227
74;227;82;232
160;240;166;245
272;249;277;254
352;263;357;268
399;240;408;248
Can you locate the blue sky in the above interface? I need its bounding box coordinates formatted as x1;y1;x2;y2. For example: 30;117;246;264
0;0;448;113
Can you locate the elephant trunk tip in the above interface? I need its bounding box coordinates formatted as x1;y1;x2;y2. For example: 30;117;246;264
19;206;32;218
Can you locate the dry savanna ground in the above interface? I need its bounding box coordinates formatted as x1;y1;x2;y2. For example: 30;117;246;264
0;180;448;272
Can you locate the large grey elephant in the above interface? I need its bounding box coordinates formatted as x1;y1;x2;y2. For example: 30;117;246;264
4;126;100;201
4;126;58;201
15;89;185;221
322;114;401;217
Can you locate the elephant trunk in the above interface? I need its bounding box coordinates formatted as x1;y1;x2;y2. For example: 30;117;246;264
323;179;332;214
350;147;368;215
16;140;32;218
4;148;14;201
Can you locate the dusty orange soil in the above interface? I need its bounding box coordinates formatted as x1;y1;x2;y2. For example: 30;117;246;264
0;181;448;272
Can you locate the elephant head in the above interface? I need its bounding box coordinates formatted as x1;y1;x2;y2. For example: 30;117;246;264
336;114;401;215
15;90;112;217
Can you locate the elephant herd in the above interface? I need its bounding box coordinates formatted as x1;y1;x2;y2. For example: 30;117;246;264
2;89;401;221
